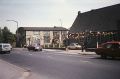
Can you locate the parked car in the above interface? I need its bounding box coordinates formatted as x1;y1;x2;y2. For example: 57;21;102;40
95;41;120;58
27;43;42;51
0;43;12;54
67;43;81;50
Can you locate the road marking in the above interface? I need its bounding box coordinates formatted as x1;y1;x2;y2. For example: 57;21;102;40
80;60;91;63
19;70;31;79
82;61;89;63
29;54;32;55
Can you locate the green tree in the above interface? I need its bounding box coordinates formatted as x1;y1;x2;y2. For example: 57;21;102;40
17;27;26;47
0;27;2;43
2;27;10;43
2;26;15;44
7;32;16;44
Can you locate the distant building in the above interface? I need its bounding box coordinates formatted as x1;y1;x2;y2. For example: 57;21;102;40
18;26;69;48
70;4;120;48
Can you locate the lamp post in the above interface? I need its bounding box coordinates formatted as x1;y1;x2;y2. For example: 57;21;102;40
97;31;101;48
6;20;19;47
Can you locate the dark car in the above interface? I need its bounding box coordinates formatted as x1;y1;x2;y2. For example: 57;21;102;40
95;41;120;58
27;43;42;51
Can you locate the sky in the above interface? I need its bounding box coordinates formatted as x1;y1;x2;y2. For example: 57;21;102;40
0;0;120;33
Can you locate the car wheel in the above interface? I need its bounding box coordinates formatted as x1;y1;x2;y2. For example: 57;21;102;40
34;49;38;51
27;48;30;51
40;49;42;51
101;54;107;59
111;56;115;59
6;51;10;54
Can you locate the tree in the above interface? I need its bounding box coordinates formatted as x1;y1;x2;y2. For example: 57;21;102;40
0;27;2;43
63;38;70;47
1;26;15;45
7;32;16;44
2;27;10;43
17;27;26;47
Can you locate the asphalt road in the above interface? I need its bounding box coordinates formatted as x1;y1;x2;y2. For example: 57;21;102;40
0;49;120;79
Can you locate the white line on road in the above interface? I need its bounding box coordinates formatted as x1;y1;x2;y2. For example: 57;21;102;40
29;54;33;55
80;60;90;63
19;70;31;79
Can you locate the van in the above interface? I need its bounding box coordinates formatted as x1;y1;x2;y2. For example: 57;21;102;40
0;43;12;54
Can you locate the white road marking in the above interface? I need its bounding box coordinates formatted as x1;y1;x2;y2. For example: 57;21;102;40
29;54;32;55
80;60;90;63
19;70;31;79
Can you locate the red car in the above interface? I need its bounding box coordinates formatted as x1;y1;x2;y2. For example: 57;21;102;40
95;41;120;58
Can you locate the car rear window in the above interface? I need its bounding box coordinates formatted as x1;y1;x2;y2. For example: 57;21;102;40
104;43;120;48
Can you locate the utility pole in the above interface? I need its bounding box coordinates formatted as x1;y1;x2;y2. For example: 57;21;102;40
59;19;63;27
6;20;19;47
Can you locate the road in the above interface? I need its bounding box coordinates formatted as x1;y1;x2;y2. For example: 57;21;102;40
0;48;120;79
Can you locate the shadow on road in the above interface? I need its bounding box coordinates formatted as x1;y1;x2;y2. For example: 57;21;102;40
91;56;120;61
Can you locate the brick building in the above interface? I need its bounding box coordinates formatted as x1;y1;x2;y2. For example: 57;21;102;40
70;4;120;48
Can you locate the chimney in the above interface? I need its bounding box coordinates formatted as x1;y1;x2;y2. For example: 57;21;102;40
78;11;81;15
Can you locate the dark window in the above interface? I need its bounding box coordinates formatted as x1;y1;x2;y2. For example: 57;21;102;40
105;44;112;48
3;45;9;48
44;31;50;43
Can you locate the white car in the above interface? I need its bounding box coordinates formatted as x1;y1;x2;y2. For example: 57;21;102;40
0;43;12;54
67;43;82;50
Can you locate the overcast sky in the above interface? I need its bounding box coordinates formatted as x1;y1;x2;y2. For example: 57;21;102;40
0;0;120;33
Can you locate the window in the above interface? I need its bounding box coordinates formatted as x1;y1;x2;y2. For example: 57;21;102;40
33;31;39;35
104;44;112;48
44;31;50;43
105;43;120;48
26;31;31;36
3;45;9;48
61;31;67;40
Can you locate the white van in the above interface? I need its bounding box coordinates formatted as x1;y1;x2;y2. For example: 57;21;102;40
0;43;12;53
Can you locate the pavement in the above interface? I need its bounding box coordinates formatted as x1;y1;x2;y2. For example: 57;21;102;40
0;48;95;79
0;58;43;79
0;59;24;79
13;48;96;55
43;49;96;55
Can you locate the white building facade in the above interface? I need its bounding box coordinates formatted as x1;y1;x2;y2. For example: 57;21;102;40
24;27;69;48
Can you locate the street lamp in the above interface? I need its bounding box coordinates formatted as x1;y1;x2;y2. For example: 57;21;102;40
6;20;19;47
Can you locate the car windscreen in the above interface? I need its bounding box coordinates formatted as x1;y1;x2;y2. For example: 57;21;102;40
75;43;79;45
70;43;74;46
105;43;120;48
3;45;10;48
